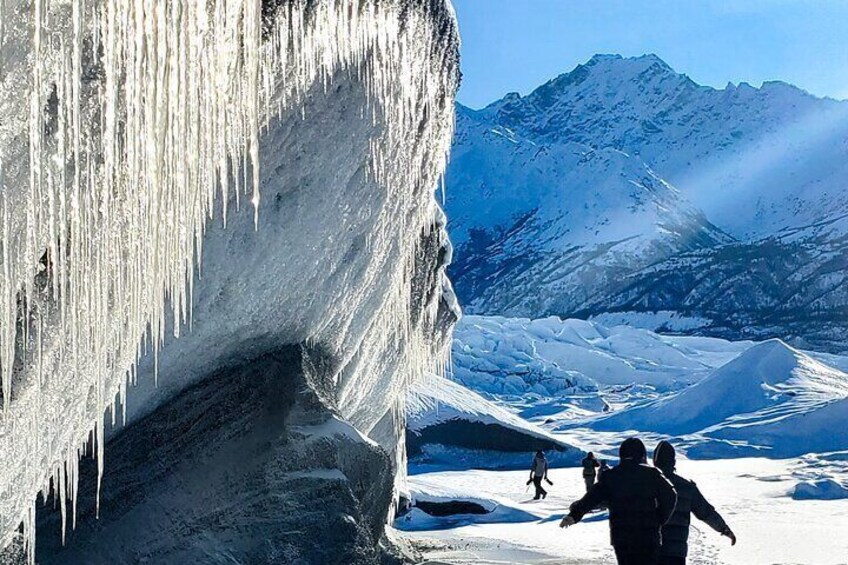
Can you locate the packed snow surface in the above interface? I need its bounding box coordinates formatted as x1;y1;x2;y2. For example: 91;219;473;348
395;455;848;565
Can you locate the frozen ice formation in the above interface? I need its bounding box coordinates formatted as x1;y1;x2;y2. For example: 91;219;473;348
0;0;459;560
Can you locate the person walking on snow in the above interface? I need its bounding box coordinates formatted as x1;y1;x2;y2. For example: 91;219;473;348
560;438;677;565
581;451;601;492
652;440;736;565
527;450;553;500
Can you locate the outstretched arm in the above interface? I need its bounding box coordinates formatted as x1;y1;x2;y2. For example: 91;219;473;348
692;484;736;545
562;478;608;526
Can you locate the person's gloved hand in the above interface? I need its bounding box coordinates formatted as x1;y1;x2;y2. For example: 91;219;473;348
545;479;554;485
559;515;576;528
722;527;737;546
526;478;533;486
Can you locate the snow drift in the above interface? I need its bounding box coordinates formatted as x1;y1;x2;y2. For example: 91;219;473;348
594;340;848;457
406;375;581;472
0;0;459;561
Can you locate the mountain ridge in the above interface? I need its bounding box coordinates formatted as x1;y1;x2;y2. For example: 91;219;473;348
446;53;848;352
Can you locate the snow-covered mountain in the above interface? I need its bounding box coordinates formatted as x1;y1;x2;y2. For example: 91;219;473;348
447;54;848;351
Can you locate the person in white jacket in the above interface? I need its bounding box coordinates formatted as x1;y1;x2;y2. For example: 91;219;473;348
527;450;553;499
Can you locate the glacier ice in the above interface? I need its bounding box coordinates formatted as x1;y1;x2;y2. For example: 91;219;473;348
0;0;459;559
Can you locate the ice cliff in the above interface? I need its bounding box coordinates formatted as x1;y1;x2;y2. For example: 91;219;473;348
0;0;460;562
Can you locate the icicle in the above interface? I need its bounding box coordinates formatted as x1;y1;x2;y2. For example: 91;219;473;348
0;0;460;559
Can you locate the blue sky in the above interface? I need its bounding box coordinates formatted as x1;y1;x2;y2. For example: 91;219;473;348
452;0;848;108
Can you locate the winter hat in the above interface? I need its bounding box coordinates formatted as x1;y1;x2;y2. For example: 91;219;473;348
619;438;647;462
653;440;676;473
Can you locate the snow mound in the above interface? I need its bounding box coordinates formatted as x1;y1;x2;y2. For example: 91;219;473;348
394;473;540;531
792;479;848;501
594;340;848;457
406;375;581;471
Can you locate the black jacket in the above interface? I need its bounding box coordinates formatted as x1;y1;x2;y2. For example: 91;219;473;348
581;456;600;477
659;471;729;558
569;460;677;551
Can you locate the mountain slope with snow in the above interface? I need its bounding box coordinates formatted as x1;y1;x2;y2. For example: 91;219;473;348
474;53;848;239
446;54;848;351
449;101;729;318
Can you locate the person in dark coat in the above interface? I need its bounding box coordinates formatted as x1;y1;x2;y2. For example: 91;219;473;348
653;440;736;565
581;452;601;492
527;450;553;500
560;438;677;565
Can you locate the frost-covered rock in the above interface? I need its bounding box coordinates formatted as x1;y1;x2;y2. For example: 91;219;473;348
0;0;459;561
28;349;403;564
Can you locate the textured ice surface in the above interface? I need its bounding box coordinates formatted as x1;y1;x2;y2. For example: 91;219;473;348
450;316;848;461
0;0;459;557
452;315;749;393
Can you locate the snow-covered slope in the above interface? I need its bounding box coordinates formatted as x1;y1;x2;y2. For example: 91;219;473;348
446;54;848;351
471;53;848;239
593;340;848;457
449;101;728;318
0;0;459;561
406;375;581;471
579;218;848;353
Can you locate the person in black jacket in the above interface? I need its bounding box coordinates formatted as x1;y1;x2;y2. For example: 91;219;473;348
581;452;601;491
653;440;736;565
561;438;677;565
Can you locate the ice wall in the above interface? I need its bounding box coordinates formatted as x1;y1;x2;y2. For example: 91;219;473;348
0;0;459;559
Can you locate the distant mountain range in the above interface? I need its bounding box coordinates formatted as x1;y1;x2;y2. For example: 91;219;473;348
445;54;848;352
